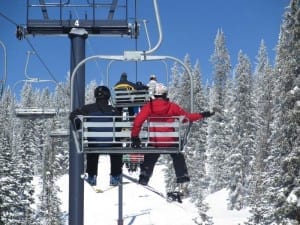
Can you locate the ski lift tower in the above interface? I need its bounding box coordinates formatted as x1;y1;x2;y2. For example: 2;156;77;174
23;1;135;225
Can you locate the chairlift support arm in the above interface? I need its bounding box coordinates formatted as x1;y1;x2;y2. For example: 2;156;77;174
108;0;118;20
144;0;163;55
39;0;49;20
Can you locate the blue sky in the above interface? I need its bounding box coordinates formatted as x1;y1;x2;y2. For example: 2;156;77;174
0;0;289;96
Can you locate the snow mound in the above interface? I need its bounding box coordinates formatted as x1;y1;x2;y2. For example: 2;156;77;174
56;156;250;225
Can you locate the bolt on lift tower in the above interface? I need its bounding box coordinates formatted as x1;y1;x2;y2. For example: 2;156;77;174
24;1;135;225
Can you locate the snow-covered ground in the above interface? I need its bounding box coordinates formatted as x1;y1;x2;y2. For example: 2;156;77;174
56;156;250;225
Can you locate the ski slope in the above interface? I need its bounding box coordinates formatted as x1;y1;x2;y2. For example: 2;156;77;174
56;156;250;225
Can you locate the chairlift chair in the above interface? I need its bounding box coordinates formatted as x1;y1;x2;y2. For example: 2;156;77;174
50;128;69;138
70;51;194;156
112;88;150;108
72;115;190;154
13;79;58;119
13;84;58;119
15;107;57;118
13;52;59;119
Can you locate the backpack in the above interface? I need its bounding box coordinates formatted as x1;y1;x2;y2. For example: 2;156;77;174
114;82;136;91
135;81;148;90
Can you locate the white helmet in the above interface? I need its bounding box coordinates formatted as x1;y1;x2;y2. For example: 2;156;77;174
154;83;168;96
150;74;157;80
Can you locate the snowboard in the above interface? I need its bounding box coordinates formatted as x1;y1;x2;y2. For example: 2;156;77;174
122;174;184;203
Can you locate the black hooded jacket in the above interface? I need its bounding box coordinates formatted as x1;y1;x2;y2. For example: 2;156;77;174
69;98;121;147
69;98;119;120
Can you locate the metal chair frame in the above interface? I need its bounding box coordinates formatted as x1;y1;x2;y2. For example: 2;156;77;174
72;115;190;154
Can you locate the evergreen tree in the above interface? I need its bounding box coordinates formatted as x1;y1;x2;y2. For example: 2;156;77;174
35;88;55;175
207;29;231;192
227;51;255;210
246;41;275;224
262;0;300;223
85;80;98;104
187;60;209;198
168;62;181;104
178;54;193;111
53;81;71;176
36;142;64;225
13;83;38;225
165;57;212;223
0;78;69;224
187;60;212;224
0;89;20;225
34;88;65;224
176;55;201;193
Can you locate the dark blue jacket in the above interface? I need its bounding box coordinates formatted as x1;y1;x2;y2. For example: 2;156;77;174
70;99;121;147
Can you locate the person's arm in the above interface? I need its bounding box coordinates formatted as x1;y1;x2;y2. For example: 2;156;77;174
171;103;214;122
69;108;83;120
131;103;151;137
130;103;151;148
69;105;89;129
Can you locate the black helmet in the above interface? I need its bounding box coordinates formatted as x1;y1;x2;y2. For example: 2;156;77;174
94;86;111;99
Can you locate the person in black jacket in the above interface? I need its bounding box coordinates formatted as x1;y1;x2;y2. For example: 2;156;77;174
114;72;137;89
114;72;138;116
69;85;123;186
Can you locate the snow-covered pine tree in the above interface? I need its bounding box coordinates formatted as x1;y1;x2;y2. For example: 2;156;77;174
34;88;55;175
36;142;64;225
54;76;71;114
246;40;275;224
186;60;212;224
178;54;193;111
180;55;207;194
186;60;209;199
85;80;98;104
207;29;231;193
222;76;235;182
52;80;70;176
176;54;197;193
0;89;21;225
168;62;181;104
227;51;255;210
263;0;300;223
0;77;70;224
13;83;38;224
34;87;65;224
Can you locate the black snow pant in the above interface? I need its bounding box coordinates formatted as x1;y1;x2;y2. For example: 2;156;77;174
86;153;123;176
140;152;189;179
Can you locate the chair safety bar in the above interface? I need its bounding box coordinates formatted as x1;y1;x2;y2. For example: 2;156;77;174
72;115;190;154
112;89;150;108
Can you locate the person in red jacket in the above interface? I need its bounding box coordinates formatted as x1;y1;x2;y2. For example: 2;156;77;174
131;83;214;185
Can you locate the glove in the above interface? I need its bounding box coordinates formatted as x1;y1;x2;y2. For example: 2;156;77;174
201;111;215;118
131;136;141;148
69;111;77;121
